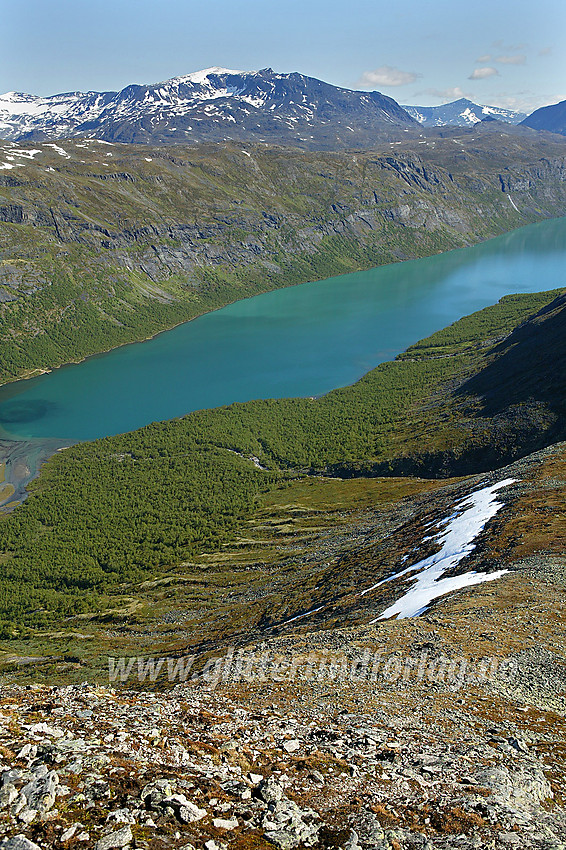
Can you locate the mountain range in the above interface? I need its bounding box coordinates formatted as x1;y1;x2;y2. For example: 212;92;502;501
402;98;527;127
3;67;558;151
0;67;416;149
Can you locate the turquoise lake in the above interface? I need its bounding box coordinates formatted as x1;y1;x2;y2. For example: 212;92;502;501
1;216;565;443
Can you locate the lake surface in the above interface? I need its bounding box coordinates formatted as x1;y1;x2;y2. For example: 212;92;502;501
1;216;565;443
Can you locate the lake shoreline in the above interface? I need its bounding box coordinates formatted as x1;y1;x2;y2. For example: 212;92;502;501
0;436;72;511
1;214;565;506
1;215;558;395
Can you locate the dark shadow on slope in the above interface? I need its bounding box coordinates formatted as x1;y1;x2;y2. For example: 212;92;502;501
456;291;566;419
330;292;566;479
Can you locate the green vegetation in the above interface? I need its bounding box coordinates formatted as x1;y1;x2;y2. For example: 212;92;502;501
2;131;566;384
0;287;561;636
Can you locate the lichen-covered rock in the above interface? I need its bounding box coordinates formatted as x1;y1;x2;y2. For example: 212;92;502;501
94;825;133;850
0;837;44;850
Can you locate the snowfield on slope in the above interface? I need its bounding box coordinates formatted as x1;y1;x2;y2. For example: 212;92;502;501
363;478;516;620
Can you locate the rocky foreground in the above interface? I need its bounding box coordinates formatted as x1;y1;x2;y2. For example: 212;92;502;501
0;611;565;850
1;442;566;850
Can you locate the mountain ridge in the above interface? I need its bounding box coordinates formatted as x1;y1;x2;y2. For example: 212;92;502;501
2;128;566;387
0;67;416;149
521;98;566;136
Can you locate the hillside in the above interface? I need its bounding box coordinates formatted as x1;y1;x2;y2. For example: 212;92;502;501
1;127;566;385
0;287;564;640
1;295;566;848
521;98;566;136
0;67;415;148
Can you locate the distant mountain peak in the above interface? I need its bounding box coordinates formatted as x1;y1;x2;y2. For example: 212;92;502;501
402;99;527;128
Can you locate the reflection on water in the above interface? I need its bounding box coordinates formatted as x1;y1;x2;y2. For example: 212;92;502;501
0;399;58;423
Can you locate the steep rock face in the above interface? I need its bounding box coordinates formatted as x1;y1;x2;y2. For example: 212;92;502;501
521;99;566;136
0;68;416;150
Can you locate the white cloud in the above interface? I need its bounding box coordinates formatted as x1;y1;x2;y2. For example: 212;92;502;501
475;54;492;63
496;54;526;65
357;65;420;87
419;86;470;101
538;46;552;56
469;67;499;80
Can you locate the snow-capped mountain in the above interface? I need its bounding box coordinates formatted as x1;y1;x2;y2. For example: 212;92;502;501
0;68;416;149
521;99;566;136
402;98;527;127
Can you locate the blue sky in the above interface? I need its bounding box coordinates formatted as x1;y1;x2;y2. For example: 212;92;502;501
2;0;564;113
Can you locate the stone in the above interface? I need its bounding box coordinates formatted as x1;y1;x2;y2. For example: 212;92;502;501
0;839;44;850
21;770;59;815
60;825;78;841
282;739;300;754
140;778;173;809
1;838;44;850
475;764;553;810
94;826;133;850
0;782;18;808
178;801;207;823
257;777;284;804
342;830;361;850
106;808;136;824
213;816;239;829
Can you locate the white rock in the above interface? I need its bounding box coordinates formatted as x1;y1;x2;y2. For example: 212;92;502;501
213;816;239;829
178;801;207;823
60;825;78;841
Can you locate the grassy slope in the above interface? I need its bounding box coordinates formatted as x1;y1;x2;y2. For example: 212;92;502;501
0;287;563;635
1;128;566;384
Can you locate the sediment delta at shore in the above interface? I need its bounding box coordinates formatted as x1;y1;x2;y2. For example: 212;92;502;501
0;437;70;510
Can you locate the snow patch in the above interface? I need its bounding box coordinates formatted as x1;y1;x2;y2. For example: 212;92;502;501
44;143;71;158
283;605;325;625
169;67;243;85
364;479;516;621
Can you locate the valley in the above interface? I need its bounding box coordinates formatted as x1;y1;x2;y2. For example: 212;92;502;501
1;127;566;388
1;58;566;850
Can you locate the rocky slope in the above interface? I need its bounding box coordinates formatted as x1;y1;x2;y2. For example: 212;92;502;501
0;68;415;150
0;439;565;849
1;126;566;385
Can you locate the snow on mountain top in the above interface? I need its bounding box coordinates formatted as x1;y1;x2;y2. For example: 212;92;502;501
168;67;245;85
0;68;416;146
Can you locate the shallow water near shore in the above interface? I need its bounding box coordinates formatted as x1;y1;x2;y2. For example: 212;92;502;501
1;216;565;450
